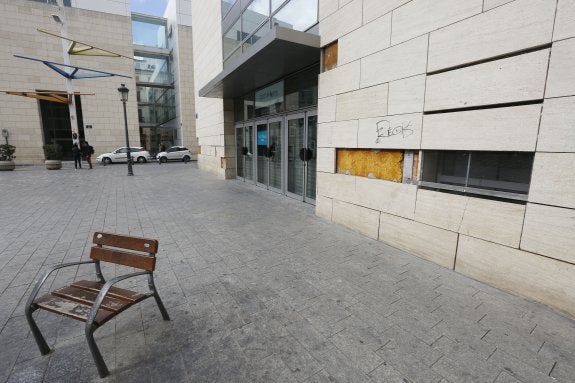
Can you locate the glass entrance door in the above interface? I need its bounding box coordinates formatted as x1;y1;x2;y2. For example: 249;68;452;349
286;111;316;204
255;118;283;192
236;123;254;183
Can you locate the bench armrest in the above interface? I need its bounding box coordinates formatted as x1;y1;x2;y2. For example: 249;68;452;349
86;271;150;327
25;260;97;312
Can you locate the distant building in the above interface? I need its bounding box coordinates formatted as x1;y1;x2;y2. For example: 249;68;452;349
0;0;197;162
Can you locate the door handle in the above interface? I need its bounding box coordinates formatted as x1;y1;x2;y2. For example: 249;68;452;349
305;148;314;161
299;148;305;161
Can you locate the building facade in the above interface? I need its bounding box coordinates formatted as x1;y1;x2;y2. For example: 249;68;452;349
0;0;197;163
192;0;575;317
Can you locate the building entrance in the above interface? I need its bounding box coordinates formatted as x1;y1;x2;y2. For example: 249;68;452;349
235;110;316;204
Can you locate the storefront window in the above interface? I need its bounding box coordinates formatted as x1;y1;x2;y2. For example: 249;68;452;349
132;15;167;48
285;66;319;111
255;81;284;117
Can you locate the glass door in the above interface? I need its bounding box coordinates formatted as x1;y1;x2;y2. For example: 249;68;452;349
268;117;282;193
305;112;317;202
285;111;316;203
256;120;268;188
236;123;255;183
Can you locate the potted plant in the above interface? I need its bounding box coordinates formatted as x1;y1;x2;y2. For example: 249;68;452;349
0;144;16;171
43;143;62;170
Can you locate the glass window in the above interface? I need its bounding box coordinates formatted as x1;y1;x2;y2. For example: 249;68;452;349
272;0;318;31
132;17;167;48
224;46;243;69
242;0;270;37
223;18;242;59
221;0;237;18
136;86;176;125
134;54;172;85
421;150;534;199
272;0;287;13
243;22;270;52
234;92;255;122
285;66;319;111
255;82;284;117
468;152;533;194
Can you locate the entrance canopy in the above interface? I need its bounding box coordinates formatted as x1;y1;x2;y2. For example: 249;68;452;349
199;26;320;99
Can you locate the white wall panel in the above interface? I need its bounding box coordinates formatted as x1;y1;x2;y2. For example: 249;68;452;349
357;113;422;150
428;0;555;72
537;97;575;152
545;38;575;98
425;49;549;111
529;153;575;209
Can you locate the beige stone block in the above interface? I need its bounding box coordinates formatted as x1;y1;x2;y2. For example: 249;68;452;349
338;13;392;65
357;113;422;150
521;203;575;264
319;0;339;20
425;49;549;111
483;0;514;10
379;213;458;269
318;96;337;123
546;38;575;98
332;200;380;239
319;61;361;98
316;148;336;173
336;84;389;121
554;0;575;41
428;0;555;72
538;97;575;152
363;0;411;23
415;189;468;232
320;0;362;45
459;198;525;248
360;35;428;88
456;235;575;318
421;105;542;151
316;172;357;203
529;153;575;209
391;0;482;45
315;194;334;221
356;178;417;219
388;75;426;115
317;120;358;148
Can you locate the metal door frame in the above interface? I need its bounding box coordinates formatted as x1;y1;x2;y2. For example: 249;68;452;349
254;118;269;189
304;110;318;205
267;116;284;194
284;112;306;201
234;123;246;182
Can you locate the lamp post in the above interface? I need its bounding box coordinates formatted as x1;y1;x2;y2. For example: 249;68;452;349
118;84;133;176
51;3;79;149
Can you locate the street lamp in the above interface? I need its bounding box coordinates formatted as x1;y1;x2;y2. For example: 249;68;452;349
118;84;133;176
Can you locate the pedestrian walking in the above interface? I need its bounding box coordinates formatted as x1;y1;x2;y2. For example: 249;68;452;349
81;141;94;169
72;144;82;169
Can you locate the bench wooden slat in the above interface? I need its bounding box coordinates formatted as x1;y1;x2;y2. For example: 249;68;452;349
34;295;114;325
90;247;156;271
92;232;158;253
52;286;131;313
71;280;147;302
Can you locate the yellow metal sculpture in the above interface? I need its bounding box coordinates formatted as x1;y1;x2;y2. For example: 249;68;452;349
0;91;94;104
37;28;133;59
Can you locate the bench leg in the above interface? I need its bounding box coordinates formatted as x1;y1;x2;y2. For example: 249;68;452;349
153;292;171;321
25;307;51;355
85;326;109;378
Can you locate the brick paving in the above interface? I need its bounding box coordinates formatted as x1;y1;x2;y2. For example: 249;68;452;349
0;162;574;383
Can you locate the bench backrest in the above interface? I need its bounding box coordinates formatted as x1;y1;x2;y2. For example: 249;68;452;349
90;232;158;271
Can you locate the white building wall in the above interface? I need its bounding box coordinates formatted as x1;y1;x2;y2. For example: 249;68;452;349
190;1;234;178
317;0;575;317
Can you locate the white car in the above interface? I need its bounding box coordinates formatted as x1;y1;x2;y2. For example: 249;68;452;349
96;147;151;164
157;146;192;163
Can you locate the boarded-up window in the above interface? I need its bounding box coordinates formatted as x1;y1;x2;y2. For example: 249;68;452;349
336;149;403;182
323;41;338;71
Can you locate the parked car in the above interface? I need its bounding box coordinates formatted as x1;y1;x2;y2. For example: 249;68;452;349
157;146;192;163
96;147;151;164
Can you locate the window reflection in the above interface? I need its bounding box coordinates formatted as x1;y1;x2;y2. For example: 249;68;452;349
272;0;318;31
255;82;284;117
243;22;270;52
243;0;269;37
134;54;172;84
223;18;242;59
221;0;237;18
132;17;167;48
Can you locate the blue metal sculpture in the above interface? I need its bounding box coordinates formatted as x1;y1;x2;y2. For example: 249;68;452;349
14;55;131;79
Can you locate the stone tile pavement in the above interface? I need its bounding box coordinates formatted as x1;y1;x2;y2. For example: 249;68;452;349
0;162;574;383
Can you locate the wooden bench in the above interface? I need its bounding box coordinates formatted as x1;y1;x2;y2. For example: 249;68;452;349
25;232;170;378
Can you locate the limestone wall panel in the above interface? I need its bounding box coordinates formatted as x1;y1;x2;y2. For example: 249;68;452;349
338;14;392;65
425;49;549;111
421;105;542;151
336;84;388;121
537;97;575;152
545;38;575;98
456;235;575;318
357;113;422;150
428;0;555;72
333;200;380;239
529;153;575;209
388;75;426;115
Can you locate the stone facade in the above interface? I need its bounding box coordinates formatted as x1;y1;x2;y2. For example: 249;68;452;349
316;0;575;317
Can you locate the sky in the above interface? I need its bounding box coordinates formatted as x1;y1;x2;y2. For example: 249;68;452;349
131;0;168;17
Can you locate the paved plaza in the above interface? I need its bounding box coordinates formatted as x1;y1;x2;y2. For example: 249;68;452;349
0;162;574;383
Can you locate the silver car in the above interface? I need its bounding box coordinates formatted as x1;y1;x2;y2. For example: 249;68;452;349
96;147;152;164
157;146;192;163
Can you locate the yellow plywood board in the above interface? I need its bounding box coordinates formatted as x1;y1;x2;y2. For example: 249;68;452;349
337;149;403;182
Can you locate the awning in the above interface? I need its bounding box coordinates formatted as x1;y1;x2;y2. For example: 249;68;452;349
199;26;320;99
